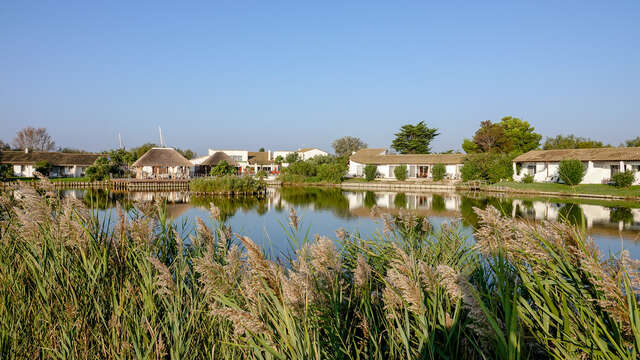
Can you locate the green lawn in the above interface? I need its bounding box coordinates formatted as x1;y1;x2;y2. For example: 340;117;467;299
494;181;640;198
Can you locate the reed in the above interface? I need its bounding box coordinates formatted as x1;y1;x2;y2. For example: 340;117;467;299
0;185;639;359
190;175;266;194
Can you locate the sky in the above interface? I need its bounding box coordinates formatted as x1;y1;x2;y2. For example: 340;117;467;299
1;0;638;155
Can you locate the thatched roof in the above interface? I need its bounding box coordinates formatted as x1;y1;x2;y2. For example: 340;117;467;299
132;148;192;167
248;152;274;165
514;147;640;162
349;148;465;165
200;152;238;167
0;151;100;166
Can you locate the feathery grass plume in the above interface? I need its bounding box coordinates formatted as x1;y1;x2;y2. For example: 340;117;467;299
310;235;341;282
211;306;271;338
354;254;371;289
335;227;347;241
12;184;51;237
58;196;90;249
369;205;379;218
195;216;213;249
421;217;432;233
33;171;56;197
194;257;228;298
237;234;278;291
148;256;175;296
383;245;424;314
134;201;156;218
209;203;220;221
436;265;494;340
130;216;153;245
382;214;394;235
620;250;640;294
288;207;299;231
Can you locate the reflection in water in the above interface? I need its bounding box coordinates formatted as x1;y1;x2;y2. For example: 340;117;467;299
63;187;640;241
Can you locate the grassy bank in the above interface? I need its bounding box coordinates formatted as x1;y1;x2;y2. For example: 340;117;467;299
494;181;640;198
190;175;266;194
1;186;640;359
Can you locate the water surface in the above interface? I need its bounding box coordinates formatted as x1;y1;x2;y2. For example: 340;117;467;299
63;187;640;258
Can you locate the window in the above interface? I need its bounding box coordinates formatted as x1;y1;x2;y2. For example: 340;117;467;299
632;165;640;172
527;165;536;175
389;166;396;178
230;155;243;162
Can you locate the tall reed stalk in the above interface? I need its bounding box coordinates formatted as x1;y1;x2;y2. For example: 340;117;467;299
0;185;639;359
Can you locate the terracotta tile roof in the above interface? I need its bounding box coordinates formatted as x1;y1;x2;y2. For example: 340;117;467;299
132;148;193;167
349;148;465;165
0;151;100;166
513;147;640;162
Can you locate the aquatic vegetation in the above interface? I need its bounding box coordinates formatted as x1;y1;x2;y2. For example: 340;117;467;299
1;185;640;359
190;175;266;194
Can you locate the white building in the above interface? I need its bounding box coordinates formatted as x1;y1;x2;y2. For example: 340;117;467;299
347;148;465;180
0;149;100;178
513;148;640;185
205;147;330;174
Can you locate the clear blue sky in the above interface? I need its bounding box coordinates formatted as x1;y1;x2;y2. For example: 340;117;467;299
1;0;638;155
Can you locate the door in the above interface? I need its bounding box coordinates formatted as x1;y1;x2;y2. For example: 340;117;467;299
418;166;429;178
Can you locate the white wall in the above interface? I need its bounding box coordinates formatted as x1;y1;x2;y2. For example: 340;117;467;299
299;149;329;160
514;160;640;185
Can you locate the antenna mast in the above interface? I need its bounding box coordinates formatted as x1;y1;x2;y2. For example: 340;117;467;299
118;133;123;149
158;127;165;147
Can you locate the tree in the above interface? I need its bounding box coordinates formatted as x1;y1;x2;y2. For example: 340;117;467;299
0;164;12;180
210;160;237;177
58;147;88;153
471;121;512;153
624;137;640;147
391;121;439;154
176;148;196;160
332;136;367;157
499;116;541;153
0;140;10;150
130;143;157;161
274;155;284;165
285;152;299;163
460;153;514;183
258;147;265;152
543;135;605;150
558;159;586;185
461;139;480;154
12;127;55;151
85;157;113;181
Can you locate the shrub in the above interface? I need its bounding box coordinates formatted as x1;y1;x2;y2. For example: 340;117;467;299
317;163;348;183
364;165;377;181
558;159;586;186
521;174;534;184
393;165;407;181
34;160;52;176
0;164;12;180
283;161;316;177
256;169;267;180
190;175;266;193
85;157;113;181
461;153;514;184
210;160;237;177
431;164;446;181
611;170;635;188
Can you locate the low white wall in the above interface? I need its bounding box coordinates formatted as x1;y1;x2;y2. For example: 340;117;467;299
347;161;461;180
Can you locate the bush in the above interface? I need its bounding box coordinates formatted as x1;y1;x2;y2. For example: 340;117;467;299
85;157;113;181
521;174;534;184
0;164;12;180
317;163;348;183
558;159;586;186
190;175;266;193
34;160;52;176
393;165;407;181
364;165;377;181
461;153;514;184
611;170;635;188
256;170;267;180
431;164;446;181
283;161;316;177
210;160;237;177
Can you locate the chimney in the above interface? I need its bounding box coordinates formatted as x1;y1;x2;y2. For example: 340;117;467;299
24;148;29;154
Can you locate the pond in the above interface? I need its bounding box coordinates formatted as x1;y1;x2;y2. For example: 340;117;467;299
63;186;640;258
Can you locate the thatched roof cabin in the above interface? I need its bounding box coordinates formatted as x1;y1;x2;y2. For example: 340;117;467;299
132;148;192;179
200;152;238;167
